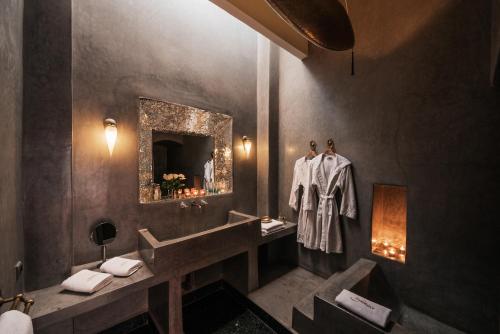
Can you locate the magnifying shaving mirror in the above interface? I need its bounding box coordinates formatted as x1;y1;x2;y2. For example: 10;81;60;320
90;219;117;265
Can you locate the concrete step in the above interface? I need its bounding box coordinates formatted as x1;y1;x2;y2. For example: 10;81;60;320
292;272;340;334
313;259;403;334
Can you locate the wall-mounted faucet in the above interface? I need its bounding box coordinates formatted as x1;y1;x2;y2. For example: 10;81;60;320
191;201;202;209
179;200;207;209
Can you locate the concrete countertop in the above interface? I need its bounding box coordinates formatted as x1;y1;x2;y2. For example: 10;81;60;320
25;251;167;330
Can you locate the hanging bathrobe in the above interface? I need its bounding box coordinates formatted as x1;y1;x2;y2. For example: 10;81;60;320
289;157;319;249
203;159;214;189
306;153;357;253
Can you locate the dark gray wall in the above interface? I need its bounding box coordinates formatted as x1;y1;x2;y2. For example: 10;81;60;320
492;0;500;86
0;0;24;297
277;1;499;333
71;0;258;265
23;0;73;291
256;36;280;218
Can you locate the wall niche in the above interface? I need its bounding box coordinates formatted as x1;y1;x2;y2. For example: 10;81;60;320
371;184;407;263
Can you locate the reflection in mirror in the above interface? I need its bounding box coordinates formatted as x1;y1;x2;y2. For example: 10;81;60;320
153;131;215;196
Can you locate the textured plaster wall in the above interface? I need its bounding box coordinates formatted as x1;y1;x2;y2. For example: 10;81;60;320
0;0;24;296
277;1;499;333
256;36;280;218
23;0;73;291
492;0;500;86
71;0;258;265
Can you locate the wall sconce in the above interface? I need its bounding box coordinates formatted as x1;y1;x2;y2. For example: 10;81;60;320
103;118;117;156
242;136;252;157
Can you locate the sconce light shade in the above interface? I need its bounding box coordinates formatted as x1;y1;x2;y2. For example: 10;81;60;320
242;136;252;156
103;118;117;156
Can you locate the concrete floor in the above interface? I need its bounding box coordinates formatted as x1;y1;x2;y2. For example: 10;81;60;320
248;267;325;331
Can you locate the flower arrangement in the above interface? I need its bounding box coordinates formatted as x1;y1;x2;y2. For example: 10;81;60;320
161;173;186;197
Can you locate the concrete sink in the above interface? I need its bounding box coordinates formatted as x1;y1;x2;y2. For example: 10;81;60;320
138;210;260;276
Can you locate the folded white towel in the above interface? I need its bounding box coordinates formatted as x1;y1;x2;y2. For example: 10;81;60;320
100;257;143;277
261;220;284;231
61;269;113;294
0;310;33;334
335;289;392;328
262;225;285;234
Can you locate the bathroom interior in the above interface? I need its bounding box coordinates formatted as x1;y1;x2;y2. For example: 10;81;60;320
0;0;499;333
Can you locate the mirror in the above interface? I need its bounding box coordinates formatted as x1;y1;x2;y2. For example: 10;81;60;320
153;131;215;191
90;219;117;246
138;98;233;203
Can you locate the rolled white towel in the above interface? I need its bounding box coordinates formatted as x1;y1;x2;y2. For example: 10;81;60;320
61;269;113;294
334;289;392;328
0;310;33;334
100;257;143;277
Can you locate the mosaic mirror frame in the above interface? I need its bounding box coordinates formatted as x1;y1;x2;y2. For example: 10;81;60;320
138;97;233;203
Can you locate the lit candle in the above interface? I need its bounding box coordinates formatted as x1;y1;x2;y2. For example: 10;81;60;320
192;189;199;196
383;249;388;256
388;247;396;256
399;246;406;255
200;189;206;196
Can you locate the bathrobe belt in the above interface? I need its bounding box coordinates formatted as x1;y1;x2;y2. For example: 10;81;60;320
319;194;335;216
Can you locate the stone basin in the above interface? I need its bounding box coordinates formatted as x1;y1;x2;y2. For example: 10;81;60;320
138;210;260;276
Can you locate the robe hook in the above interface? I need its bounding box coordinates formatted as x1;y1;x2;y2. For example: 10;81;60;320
325;138;336;155
309;140;317;152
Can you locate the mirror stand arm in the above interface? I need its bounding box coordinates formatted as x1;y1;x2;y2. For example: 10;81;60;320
97;245;107;268
102;245;107;263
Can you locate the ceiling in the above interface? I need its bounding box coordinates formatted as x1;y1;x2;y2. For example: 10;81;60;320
210;0;309;59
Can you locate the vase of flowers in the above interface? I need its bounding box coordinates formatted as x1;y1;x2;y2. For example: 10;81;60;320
161;173;186;198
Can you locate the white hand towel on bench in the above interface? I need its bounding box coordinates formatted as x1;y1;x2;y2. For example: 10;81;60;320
261;220;285;235
100;257;143;277
0;310;33;334
61;269;113;294
261;226;285;235
261;220;284;231
335;289;392;328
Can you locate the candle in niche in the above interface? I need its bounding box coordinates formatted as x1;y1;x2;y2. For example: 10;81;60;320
371;185;407;264
399;246;406;256
388;247;396;257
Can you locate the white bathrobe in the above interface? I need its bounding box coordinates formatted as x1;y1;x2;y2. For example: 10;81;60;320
289;157;319;249
203;159;214;189
305;153;357;253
